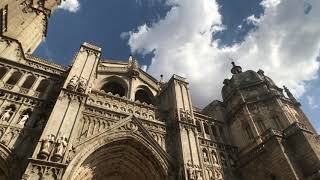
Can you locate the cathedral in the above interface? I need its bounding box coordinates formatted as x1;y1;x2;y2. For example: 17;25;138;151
0;1;320;180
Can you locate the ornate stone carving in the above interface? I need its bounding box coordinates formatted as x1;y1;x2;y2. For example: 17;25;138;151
67;75;78;90
20;0;33;13
77;77;87;93
38;134;55;159
18;112;30;126
186;161;202;180
52;136;68;162
66;145;76;163
180;108;193;123
0;107;14;122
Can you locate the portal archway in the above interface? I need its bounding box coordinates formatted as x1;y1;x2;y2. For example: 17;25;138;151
64;133;171;180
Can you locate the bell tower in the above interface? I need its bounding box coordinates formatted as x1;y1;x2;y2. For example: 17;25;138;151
223;62;320;180
0;0;62;55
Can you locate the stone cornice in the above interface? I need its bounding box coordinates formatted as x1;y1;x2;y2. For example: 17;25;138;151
0;36;67;76
283;122;313;137
198;137;238;152
0;88;49;106
25;54;67;71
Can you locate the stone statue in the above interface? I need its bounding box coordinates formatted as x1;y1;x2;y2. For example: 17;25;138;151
186;161;197;180
1;132;13;145
66;145;76;163
203;150;208;162
77;77;87;93
196;169;203;180
0;108;14;122
283;86;300;105
212;151;218;164
52;136;68;162
39;134;55;159
18;113;30;126
67;75;78;90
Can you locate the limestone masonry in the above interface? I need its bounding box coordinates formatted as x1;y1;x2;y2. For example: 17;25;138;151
0;1;320;180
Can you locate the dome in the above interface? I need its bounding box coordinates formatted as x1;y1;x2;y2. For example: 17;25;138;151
222;63;265;100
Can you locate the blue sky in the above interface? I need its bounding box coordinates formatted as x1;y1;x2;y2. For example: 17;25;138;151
34;0;319;131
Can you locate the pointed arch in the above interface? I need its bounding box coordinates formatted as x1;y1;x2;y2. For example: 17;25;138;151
21;75;36;89
63;131;172;180
134;85;155;105
5;70;22;85
100;76;128;97
36;79;50;93
0;66;8;80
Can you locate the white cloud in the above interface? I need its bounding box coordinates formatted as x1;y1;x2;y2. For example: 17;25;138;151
59;0;80;13
246;15;261;25
124;0;320;107
307;95;319;109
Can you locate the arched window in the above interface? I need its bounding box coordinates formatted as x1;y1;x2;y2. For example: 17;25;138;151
204;123;210;135
220;153;227;167
21;75;36;89
6;71;22;85
212;151;218;164
202;149;209;162
0;66;8;80
273;115;283;130
36;79;50;92
196;120;202;132
134;87;154;104
101;81;126;97
256;118;266;133
211;125;217;137
244;125;254;140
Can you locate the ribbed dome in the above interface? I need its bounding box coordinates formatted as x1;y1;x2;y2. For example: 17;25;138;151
222;70;264;100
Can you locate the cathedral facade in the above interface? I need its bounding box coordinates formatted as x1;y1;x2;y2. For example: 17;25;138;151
0;1;320;180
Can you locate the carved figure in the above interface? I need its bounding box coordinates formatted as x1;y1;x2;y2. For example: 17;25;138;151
18;113;30;126
67;75;78;90
66;145;76;163
203;150;208;162
77;77;87;93
38;134;55;159
0;108;14;122
1;132;14;145
212;151;218;164
186;161;197;180
55;136;68;156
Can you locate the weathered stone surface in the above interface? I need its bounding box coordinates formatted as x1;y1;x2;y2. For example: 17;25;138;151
0;1;319;180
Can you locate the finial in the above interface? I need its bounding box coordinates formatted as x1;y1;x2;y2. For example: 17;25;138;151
160;74;164;83
128;54;133;61
230;61;242;74
283;85;301;106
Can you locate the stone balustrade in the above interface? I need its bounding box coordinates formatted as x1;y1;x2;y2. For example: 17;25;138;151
87;90;163;122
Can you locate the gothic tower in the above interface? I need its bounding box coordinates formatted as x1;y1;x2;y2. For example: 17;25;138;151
1;0;62;59
220;62;320;180
0;0;320;180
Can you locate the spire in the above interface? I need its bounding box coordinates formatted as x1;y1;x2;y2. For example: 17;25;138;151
160;74;164;83
128;54;133;62
231;62;242;74
283;86;301;106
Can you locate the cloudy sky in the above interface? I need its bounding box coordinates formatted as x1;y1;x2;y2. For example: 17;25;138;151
34;0;319;131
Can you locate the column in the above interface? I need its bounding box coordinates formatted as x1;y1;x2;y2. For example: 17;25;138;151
29;76;44;96
1;67;14;84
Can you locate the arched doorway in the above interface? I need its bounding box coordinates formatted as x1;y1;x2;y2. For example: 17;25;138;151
134;86;155;105
101;81;126;97
68;136;170;180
